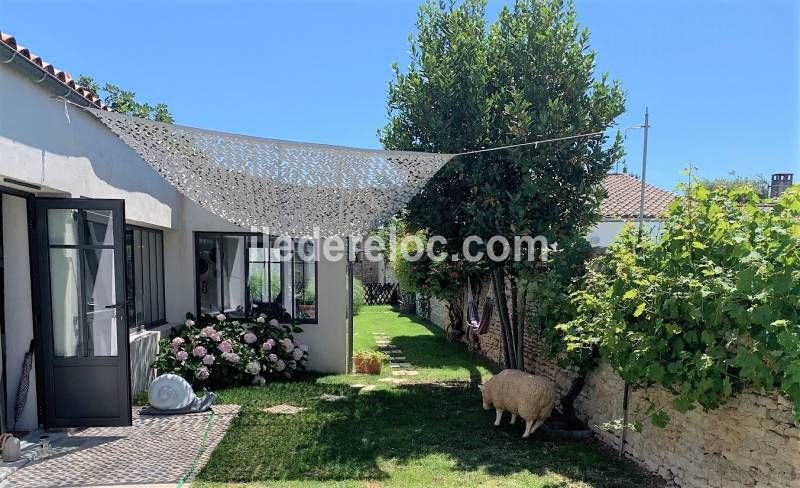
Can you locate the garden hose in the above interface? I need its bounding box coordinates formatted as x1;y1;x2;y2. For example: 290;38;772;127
176;410;215;488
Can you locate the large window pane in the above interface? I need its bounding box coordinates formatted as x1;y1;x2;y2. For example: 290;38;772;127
83;209;114;246
83;247;118;356
141;231;151;325
47;209;79;245
148;231;158;322
195;233;317;322
133;230;144;325
222;236;246;315
293;249;316;321
126;227;166;328
49;248;82;357
156;233;165;320
269;262;282;302
125;231;135;327
198;236;221;315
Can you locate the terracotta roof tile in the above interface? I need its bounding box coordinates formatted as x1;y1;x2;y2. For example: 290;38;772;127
601;173;675;219
0;31;106;109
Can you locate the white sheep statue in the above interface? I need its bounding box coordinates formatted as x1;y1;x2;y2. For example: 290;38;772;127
478;369;557;438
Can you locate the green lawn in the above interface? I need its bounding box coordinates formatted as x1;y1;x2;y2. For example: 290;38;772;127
194;306;659;488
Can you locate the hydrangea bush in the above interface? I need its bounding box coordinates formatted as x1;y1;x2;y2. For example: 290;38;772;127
153;313;309;388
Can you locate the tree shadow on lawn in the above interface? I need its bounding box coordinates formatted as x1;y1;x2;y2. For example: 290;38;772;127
199;379;657;487
389;310;499;383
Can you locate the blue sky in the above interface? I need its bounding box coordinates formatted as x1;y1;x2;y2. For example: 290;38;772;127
1;0;797;190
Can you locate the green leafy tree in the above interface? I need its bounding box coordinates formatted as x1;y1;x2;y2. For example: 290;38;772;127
558;183;800;424
380;0;625;368
78;75;174;123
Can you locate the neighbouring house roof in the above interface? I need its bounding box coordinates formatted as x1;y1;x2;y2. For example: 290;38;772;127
601;172;675;219
0;31;106;110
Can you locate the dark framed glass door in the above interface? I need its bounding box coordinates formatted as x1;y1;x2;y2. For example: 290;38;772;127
35;199;131;428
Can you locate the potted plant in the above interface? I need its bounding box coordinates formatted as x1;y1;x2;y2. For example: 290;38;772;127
353;350;387;374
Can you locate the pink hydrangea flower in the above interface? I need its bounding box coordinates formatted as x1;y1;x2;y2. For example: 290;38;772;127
221;352;240;363
262;339;275;351
202;354;215;365
192;345;207;358
218;340;233;354
243;332;257;344
216;313;227;322
199;326;216;338
256;316;266;324
171;337;185;348
269;319;279;327
274;359;286;372
292;348;304;361
299;344;309;352
281;338;294;353
196;366;210;380
176;350;189;362
268;353;278;363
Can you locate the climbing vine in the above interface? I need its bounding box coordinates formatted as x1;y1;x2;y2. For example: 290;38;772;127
556;183;800;424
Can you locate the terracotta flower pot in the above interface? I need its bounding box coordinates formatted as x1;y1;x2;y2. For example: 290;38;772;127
353;356;383;374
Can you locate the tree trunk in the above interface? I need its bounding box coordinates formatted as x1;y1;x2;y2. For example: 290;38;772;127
492;268;517;369
508;274;524;371
560;346;600;428
516;278;528;371
445;295;464;342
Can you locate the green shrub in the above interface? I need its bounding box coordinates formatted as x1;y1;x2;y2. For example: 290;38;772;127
153;313;309;388
558;184;800;424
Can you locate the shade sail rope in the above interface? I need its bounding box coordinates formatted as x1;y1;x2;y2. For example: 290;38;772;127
77;104;606;237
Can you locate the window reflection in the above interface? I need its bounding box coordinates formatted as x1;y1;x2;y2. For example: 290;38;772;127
195;234;317;322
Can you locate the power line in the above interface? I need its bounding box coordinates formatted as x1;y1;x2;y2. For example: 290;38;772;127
454;130;607;156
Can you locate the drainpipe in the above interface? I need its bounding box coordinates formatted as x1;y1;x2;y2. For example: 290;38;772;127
346;238;354;373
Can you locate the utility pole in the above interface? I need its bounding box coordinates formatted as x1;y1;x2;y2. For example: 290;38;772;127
620;108;650;459
636;108;651;238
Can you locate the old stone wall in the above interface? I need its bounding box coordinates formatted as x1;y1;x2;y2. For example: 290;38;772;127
420;285;800;488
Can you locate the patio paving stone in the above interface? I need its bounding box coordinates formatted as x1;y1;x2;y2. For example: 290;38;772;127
263;404;306;415
5;405;239;488
392;370;419;376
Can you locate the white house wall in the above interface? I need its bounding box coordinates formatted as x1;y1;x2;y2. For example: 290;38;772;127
586;219;665;248
172;200;349;374
0;66;181;228
0;62;350;430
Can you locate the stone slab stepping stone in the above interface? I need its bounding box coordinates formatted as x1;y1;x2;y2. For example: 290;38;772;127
389;363;413;368
349;383;368;388
384;349;403;354
318;394;347;402
378;378;407;384
392;370;419;376
389;356;407;361
263;404;306;415
358;385;377;393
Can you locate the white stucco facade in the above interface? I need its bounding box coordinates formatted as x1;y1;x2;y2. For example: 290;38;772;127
586;219;665;248
0;63;349;430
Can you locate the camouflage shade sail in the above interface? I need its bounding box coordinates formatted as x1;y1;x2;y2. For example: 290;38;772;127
88;108;454;237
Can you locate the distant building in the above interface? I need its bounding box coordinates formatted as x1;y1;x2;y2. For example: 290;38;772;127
586;173;675;248
769;173;794;198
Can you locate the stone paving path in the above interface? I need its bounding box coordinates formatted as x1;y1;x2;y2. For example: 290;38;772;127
372;332;418;377
5;405;239;488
